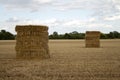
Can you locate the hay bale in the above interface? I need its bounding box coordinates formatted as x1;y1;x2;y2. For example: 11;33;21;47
15;25;50;59
85;31;100;48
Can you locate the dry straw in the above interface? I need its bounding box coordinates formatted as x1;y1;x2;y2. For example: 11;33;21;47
85;31;100;48
15;25;50;59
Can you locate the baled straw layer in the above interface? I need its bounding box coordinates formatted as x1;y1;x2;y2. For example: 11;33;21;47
85;31;100;48
15;25;50;59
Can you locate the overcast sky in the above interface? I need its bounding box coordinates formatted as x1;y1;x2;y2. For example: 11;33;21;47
0;0;120;34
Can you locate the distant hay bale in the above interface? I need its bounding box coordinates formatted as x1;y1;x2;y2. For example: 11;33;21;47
15;25;50;59
85;31;100;48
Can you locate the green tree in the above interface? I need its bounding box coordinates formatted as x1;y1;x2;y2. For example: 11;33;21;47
0;30;15;40
107;32;114;39
113;31;119;38
52;31;59;39
64;33;71;39
100;33;107;39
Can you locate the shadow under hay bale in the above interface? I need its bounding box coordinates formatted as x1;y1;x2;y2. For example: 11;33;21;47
85;31;100;48
15;25;50;59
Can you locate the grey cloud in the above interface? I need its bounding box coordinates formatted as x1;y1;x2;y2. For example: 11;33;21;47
0;0;119;16
54;0;120;17
6;17;20;22
0;0;55;11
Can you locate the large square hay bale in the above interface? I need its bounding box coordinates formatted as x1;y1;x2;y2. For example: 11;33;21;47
15;25;50;59
85;31;100;48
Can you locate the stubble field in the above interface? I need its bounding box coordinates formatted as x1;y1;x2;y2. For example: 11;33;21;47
0;40;120;80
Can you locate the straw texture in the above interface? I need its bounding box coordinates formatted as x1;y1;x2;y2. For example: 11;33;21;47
15;25;50;59
85;31;100;48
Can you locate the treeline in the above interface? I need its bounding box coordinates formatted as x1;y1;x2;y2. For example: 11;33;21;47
0;30;15;40
0;30;120;40
49;31;85;39
49;31;120;39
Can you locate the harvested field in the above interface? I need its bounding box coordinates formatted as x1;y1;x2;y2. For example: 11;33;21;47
0;39;120;80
